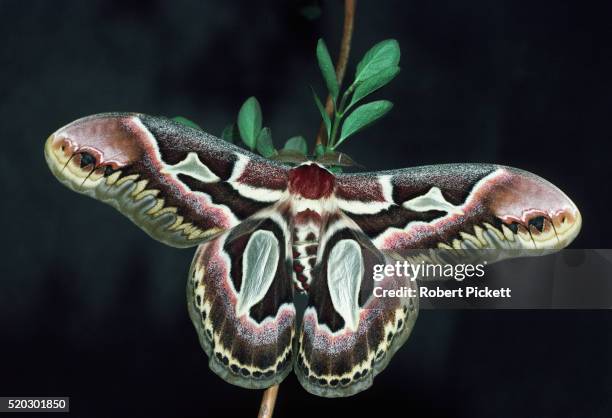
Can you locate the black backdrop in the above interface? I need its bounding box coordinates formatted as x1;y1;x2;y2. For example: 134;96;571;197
1;1;611;417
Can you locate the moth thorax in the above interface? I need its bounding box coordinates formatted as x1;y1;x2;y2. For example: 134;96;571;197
288;163;335;199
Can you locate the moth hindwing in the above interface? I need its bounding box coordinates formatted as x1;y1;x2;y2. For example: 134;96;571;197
187;205;297;388
295;213;419;397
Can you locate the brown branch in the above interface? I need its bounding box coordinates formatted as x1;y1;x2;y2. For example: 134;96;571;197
315;0;356;147
256;4;356;417
258;385;279;418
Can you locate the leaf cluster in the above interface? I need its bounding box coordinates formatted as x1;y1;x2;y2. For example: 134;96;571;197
172;38;401;170
313;39;400;150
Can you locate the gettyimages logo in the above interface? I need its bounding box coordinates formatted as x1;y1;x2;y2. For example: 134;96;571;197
369;258;512;301
367;250;612;308
372;260;487;282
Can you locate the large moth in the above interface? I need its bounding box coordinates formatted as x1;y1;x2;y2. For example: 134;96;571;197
45;113;581;397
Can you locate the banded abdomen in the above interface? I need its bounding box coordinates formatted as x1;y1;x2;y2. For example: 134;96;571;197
287;163;338;293
291;208;323;292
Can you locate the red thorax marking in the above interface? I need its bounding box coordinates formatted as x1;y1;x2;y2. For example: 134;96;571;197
288;163;335;199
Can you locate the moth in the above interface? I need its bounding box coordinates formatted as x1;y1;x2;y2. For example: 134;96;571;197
45;113;581;397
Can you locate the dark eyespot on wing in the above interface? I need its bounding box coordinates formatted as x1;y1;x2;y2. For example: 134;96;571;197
507;222;519;234
103;165;115;176
528;216;545;232
79;152;96;168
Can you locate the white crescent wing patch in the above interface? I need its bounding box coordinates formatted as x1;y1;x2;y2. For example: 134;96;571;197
327;239;364;332
236;230;279;317
403;186;465;215
162;151;221;183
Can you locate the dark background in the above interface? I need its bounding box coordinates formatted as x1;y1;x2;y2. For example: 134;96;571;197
1;0;611;416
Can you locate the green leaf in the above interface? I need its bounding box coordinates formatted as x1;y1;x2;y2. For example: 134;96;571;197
350;66;400;108
338;100;394;145
172;116;202;130
316;39;339;102
238;97;262;150
283;136;308;155
355;39;400;83
256;127;276;158
221;123;240;143
311;87;331;138
327;166;343;174
314;143;325;158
